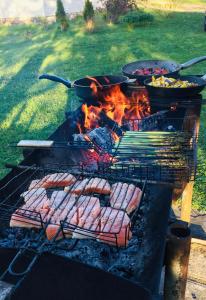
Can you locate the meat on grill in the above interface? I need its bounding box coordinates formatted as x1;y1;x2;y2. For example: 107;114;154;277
45;193;78;240
10;173;142;247
10;191;50;228
28;179;42;190
49;191;70;209
110;183;142;214
21;188;47;202
73;196;101;239
46;206;78;240
64;178;89;194
10;191;76;230
29;173;76;189
10;208;49;229
83;178;111;195
65;178;111;195
97;207;132;247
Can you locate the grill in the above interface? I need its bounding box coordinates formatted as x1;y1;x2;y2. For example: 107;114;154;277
0;81;205;299
109;130;196;184
0;165;146;248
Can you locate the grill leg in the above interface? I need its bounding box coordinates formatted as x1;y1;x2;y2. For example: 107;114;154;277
180;181;194;222
164;222;191;300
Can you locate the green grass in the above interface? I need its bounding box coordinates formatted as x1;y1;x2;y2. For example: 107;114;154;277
0;10;206;210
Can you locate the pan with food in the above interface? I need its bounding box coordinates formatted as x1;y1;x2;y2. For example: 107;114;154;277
144;74;206;98
122;56;206;85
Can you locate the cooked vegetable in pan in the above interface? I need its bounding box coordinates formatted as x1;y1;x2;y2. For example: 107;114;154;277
149;76;198;88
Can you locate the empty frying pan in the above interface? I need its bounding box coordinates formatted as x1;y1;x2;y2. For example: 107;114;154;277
122;56;206;85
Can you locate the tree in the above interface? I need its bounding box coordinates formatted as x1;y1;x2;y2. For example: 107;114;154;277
56;0;69;31
100;0;137;23
83;0;95;22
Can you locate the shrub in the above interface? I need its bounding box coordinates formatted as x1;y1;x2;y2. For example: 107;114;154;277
56;0;69;31
83;0;95;22
120;10;154;27
100;0;137;23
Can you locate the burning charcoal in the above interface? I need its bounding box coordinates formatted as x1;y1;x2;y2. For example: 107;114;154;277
73;127;115;152
99;111;124;137
73;133;86;143
88;127;114;150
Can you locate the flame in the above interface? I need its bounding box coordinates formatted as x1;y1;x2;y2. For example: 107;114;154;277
77;123;82;134
90;82;98;94
86;76;103;88
104;76;110;84
82;84;150;133
86;76;103;95
82;103;101;129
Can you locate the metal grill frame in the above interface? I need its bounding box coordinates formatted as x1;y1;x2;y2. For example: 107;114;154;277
0;165;146;249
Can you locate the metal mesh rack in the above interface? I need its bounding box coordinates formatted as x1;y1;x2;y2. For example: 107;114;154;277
105;130;197;184
0;165;146;248
122;115;197;133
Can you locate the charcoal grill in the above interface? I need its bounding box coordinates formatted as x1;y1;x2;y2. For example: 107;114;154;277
0;81;204;299
0;165;146;247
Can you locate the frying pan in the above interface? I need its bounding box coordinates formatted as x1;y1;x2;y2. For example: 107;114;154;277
39;74;133;101
144;74;206;98
122;56;206;85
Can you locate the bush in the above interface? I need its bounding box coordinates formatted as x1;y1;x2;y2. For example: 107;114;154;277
56;0;69;31
83;0;95;22
100;0;137;23
120;10;154;27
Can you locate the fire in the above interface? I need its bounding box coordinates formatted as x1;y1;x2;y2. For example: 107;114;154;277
77;123;82;134
86;76;103;95
82;104;101;129
81;83;150;132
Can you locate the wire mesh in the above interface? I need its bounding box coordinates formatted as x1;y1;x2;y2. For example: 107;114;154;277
107;129;197;184
0;165;146;248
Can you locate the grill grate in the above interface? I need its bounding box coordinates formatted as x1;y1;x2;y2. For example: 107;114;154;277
0;165;146;248
107;130;197;184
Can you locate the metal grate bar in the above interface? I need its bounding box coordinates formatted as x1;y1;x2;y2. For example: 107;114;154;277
0;165;145;248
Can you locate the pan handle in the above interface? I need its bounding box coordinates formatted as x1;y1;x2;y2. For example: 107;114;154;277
180;56;206;70
39;74;72;88
201;74;206;81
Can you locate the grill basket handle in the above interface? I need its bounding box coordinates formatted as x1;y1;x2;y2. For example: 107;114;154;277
6;248;39;277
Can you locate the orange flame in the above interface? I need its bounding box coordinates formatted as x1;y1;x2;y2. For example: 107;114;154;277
77;123;82;134
86;76;103;95
82;103;101;130
80;82;150;138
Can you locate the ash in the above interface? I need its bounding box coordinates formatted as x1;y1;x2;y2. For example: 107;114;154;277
54;222;144;281
0;201;146;283
55;201;145;282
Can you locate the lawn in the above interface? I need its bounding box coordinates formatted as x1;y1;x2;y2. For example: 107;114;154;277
0;9;206;210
